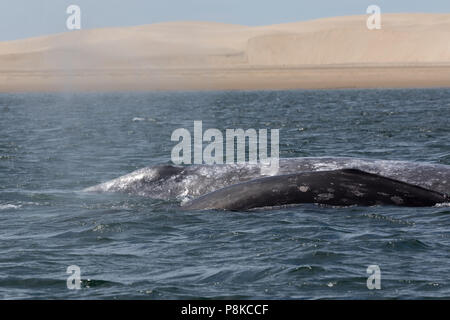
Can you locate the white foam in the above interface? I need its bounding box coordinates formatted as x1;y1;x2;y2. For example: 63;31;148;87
0;204;21;210
435;203;450;208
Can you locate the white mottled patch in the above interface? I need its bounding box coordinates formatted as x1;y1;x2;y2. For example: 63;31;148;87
316;193;334;201
377;192;390;197
298;186;310;192
353;190;365;197
391;196;404;205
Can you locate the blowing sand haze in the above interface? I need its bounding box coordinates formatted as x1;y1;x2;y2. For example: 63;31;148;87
0;13;450;91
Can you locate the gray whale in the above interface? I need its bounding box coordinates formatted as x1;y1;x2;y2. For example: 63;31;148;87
85;157;450;203
182;169;448;210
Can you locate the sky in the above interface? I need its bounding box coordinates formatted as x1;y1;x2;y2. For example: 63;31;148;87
0;0;449;41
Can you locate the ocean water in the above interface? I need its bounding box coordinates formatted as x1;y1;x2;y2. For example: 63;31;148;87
0;88;449;299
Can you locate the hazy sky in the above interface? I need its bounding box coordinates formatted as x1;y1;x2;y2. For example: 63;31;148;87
1;0;449;41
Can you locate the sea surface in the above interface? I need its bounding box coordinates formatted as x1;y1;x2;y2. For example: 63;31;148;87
0;88;449;299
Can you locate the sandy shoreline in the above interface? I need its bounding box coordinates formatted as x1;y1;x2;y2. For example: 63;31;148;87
1;14;449;92
1;65;450;92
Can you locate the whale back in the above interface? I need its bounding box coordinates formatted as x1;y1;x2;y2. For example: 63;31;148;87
182;169;448;210
85;157;450;201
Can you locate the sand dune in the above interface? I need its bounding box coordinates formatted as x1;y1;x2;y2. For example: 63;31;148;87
0;14;449;91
